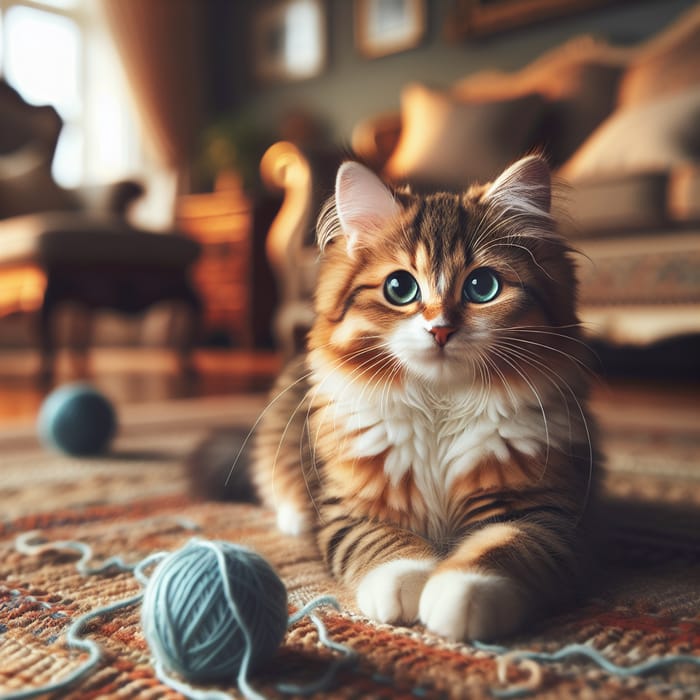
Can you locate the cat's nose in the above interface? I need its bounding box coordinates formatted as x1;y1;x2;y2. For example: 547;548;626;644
429;326;457;347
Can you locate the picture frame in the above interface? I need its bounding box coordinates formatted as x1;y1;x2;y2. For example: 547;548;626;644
445;0;627;40
355;0;427;59
253;0;326;83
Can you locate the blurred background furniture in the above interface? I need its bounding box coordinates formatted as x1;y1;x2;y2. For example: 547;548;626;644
262;4;700;357
259;141;345;358
0;79;202;381
176;173;254;349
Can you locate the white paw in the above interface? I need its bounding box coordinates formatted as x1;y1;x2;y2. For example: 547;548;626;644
276;503;311;536
419;570;529;641
357;558;435;624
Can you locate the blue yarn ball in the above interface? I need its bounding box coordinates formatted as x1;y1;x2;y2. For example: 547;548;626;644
141;540;289;683
37;383;117;456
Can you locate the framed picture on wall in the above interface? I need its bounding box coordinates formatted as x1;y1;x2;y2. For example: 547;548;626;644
253;0;327;82
355;0;426;58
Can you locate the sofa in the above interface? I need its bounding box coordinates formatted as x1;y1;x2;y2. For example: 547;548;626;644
0;80;202;380
262;4;700;358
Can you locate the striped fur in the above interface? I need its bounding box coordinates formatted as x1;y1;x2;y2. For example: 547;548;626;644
253;156;598;640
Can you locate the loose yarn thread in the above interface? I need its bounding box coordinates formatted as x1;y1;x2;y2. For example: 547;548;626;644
3;531;164;700
5;531;699;699
2;532;355;700
473;639;700;698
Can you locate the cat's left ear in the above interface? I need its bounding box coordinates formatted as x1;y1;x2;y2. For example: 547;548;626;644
482;155;551;215
334;161;401;254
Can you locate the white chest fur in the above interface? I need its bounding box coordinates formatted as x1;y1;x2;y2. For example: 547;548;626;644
314;368;561;512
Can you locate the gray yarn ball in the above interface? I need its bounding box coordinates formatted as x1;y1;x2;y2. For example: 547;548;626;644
141;539;289;683
37;383;117;456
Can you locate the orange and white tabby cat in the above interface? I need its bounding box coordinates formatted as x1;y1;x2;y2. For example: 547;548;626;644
253;154;597;641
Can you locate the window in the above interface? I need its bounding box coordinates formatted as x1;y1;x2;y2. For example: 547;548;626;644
0;0;139;189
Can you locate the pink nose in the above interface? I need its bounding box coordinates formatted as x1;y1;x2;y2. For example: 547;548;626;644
429;326;457;347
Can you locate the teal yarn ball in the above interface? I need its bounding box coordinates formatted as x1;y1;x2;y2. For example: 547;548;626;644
141;540;289;683
37;383;117;456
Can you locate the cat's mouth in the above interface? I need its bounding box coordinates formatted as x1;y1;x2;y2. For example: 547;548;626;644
389;320;482;386
401;341;469;385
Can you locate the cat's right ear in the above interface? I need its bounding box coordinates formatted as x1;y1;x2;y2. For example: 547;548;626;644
333;161;400;255
481;154;552;215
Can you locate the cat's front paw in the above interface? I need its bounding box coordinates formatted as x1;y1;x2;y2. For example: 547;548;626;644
419;570;529;641
357;558;435;624
276;503;311;536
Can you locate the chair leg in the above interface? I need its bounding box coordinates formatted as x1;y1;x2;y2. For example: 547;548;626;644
68;305;93;378
38;289;56;386
178;299;202;377
171;280;203;377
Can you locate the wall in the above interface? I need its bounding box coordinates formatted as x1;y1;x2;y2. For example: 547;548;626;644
221;0;696;142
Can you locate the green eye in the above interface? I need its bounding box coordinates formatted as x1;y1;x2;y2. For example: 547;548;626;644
463;268;501;304
384;271;420;306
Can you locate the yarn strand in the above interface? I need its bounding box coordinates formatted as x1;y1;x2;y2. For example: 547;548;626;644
5;533;355;700
279;597;358;696
0;592;143;700
1;535;173;700
473;639;700;698
15;530;140;576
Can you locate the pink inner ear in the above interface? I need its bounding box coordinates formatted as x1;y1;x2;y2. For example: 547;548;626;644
335;162;400;251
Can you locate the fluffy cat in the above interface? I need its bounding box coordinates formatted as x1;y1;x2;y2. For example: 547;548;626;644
252;154;597;641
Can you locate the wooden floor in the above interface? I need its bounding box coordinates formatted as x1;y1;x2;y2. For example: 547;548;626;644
0;347;697;429
0;348;282;425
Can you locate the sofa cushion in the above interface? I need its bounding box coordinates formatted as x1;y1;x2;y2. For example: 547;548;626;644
453;36;630;165
0;212;199;268
383;83;545;190
557;172;669;236
577;232;700;307
39;230;200;269
618;4;700;108
560;87;700;182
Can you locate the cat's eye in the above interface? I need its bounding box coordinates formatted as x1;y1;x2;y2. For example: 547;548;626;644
384;271;420;306
463;268;501;304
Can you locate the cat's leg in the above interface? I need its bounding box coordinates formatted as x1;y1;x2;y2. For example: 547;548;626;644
419;517;582;641
254;411;316;535
318;512;437;624
252;356;318;535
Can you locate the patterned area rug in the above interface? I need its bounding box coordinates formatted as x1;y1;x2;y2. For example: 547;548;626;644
1;391;699;699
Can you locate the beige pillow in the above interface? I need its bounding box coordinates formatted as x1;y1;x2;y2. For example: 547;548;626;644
453;36;630;165
560;87;700;182
618;4;700;108
383;83;544;189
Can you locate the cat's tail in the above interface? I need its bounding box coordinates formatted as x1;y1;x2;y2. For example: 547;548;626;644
185;426;258;503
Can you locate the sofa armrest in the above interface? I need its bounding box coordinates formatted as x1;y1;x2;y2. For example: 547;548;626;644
351;111;401;172
259;141;314;302
259;140;349;355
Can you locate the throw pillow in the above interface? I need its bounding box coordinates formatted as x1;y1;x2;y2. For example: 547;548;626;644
560;86;700;182
383;83;544;190
453;36;630;164
618;3;700;107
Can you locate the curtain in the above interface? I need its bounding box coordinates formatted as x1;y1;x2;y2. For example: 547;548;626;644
100;0;208;183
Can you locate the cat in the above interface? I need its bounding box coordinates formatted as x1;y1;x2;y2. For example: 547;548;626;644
250;154;597;642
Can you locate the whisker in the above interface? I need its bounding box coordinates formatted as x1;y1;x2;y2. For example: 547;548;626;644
487;346;552;474
225;363;316;486
492;341;594;505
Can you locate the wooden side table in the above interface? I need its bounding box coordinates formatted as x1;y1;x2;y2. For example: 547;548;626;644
176;174;253;347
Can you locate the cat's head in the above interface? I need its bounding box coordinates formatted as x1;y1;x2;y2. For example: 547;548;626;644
309;155;583;391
